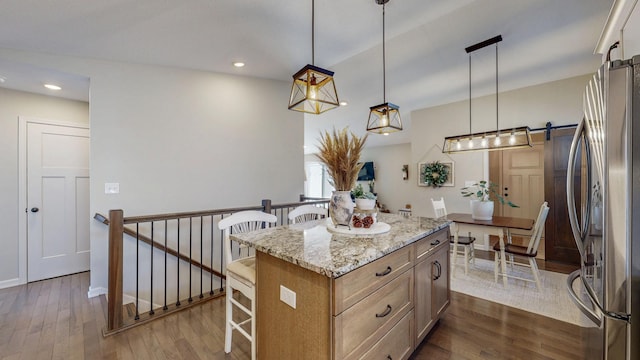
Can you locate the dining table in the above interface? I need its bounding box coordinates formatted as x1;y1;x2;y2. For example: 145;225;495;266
446;213;535;285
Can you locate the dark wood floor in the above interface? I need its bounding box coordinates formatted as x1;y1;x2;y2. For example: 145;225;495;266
413;291;588;360
0;257;586;360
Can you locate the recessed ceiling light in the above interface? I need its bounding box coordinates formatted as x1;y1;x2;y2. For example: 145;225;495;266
339;101;348;106
232;62;245;68
0;76;6;83
44;84;62;90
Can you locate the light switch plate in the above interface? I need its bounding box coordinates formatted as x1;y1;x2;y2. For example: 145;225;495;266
105;182;120;194
280;285;296;309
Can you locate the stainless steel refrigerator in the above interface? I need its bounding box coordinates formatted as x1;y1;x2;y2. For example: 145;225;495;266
566;55;639;359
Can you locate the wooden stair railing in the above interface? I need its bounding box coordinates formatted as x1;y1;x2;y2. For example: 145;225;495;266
100;197;329;336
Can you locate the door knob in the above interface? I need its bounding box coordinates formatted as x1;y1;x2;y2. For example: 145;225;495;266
30;207;39;213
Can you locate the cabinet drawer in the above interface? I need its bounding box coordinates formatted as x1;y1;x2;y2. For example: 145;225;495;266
333;245;413;315
334;269;414;359
360;310;414;360
415;228;449;262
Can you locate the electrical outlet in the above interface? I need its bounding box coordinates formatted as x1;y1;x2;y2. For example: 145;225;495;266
280;285;296;309
105;182;120;194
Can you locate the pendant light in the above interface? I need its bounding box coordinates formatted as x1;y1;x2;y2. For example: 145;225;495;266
442;35;532;153
288;0;339;114
366;0;402;135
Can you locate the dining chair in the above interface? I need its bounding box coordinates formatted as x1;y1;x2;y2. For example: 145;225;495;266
288;204;328;224
218;210;277;360
493;201;549;291
430;197;476;275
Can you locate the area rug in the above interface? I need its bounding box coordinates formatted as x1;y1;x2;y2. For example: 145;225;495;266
450;258;594;327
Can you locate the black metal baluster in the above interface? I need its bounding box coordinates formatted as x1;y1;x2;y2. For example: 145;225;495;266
220;214;224;291
135;223;140;320
149;221;155;315
200;215;203;299
189;217;193;302
210;215;214;295
176;218;181;307
163;220;168;311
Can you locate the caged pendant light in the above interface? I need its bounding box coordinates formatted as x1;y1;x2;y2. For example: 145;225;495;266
442;35;532;153
366;0;402;135
288;0;340;115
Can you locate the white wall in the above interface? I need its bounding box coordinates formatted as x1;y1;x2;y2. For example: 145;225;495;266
360;143;413;214
0;48;304;294
0;88;89;287
410;74;590;218
622;2;640;57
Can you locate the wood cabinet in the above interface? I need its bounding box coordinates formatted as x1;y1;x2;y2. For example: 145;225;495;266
414;229;450;345
333;245;414;315
256;227;450;360
431;243;450;318
334;268;414;359
360;310;414;360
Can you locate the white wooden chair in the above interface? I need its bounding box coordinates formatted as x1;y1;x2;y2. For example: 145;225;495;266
494;202;549;291
398;208;412;217
431;197;476;275
218;210;277;360
288;204;328;224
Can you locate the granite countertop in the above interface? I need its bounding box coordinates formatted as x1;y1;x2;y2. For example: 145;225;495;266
230;213;451;278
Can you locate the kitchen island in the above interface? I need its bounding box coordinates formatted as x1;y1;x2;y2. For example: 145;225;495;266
231;213;451;359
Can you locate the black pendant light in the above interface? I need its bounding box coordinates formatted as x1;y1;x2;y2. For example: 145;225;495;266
288;0;340;114
366;0;402;135
443;35;532;153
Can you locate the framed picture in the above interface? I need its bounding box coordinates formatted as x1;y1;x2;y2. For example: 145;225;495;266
418;161;454;187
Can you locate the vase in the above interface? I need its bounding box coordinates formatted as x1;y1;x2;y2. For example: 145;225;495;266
329;191;355;227
355;198;376;210
470;200;494;220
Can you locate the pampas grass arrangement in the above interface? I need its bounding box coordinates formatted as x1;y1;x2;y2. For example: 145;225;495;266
316;127;368;191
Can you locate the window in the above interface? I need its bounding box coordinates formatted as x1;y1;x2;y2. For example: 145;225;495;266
305;162;334;198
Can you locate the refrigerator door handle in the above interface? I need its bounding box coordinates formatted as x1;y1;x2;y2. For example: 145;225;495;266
566;119;587;259
567;270;601;326
567;270;631;324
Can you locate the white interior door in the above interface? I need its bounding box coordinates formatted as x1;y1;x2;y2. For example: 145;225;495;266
27;122;90;282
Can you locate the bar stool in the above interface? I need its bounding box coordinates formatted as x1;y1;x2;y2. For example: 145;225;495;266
288;204;328;224
218;210;277;359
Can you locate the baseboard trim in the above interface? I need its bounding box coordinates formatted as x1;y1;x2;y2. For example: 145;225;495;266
122;294;162;312
88;286;107;298
0;278;22;290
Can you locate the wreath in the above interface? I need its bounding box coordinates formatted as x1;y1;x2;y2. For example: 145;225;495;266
423;161;449;188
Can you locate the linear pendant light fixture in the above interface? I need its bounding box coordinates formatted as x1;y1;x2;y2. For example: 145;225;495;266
288;0;339;114
366;0;402;135
442;35;532;153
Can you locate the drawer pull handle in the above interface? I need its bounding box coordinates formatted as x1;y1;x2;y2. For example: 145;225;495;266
387;356;393;360
433;261;442;280
376;304;392;318
376;266;392;277
430;239;440;246
432;262;437;280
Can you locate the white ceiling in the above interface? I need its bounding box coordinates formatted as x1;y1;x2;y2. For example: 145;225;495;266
0;0;614;151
